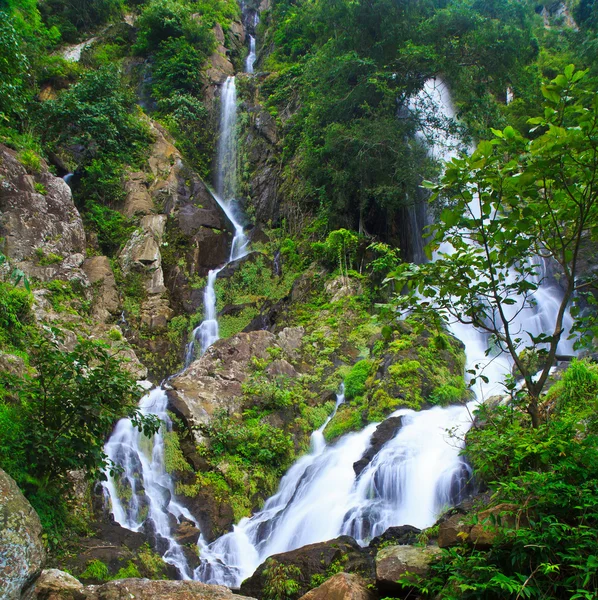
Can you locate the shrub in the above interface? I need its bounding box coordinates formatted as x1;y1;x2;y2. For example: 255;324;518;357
18;149;42;173
344;359;374;400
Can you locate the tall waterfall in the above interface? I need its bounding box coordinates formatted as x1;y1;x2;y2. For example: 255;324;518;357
185;76;248;365
102;75;575;586
192;78;575;588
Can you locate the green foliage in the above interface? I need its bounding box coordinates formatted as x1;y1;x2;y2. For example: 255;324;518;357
409;373;598;598
262;560;302;600
344;359;374;400
0;280;33;350
40;0;123;41
163;429;192;474
0;11;30;123
79;559;110;582
134;0;215;56
40;65;152;168
18;149;41;173
83;202;134;256
389;67;598;427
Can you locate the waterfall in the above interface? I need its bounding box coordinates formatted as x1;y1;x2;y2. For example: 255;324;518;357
245;36;256;74
185;76;249;366
103;75;249;577
191;78;576;588
102;387;199;579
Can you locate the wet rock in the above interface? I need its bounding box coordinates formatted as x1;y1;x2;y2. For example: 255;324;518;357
375;544;441;595
82;579;257;600
298;573;377;600
353;416;403;477
368;525;421;549
0;468;45;599
240;536;376;600
82;256;120;322
0;145;85;262
23;569;84;600
174;520;202;546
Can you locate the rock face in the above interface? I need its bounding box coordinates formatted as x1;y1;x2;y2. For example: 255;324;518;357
0;145;85;262
168;330;279;429
239;536;376;600
375;544;442;595
25;575;257;600
353;416;403;476
82;256;120;322
298;573;377;600
368;525;421;549
0;468;46;599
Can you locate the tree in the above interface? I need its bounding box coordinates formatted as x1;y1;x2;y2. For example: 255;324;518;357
389;66;598;427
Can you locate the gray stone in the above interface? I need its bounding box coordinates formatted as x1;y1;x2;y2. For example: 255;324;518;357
375;544;441;594
0;468;45;599
298;573;376;600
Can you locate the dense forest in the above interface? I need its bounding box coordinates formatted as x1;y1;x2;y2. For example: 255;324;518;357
1;0;598;598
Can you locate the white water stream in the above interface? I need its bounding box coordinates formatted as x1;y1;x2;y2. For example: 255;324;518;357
103;75;574;585
185;76;249;365
246;36;257;74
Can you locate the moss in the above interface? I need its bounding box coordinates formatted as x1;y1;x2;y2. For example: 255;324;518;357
79;559;110;582
136;543;168;579
114;561;141;579
163;430;192;474
323;403;364;441
345;359;375;400
219;306;259;339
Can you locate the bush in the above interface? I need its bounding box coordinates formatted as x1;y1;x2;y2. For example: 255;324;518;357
344;359;374;400
134;0;215;55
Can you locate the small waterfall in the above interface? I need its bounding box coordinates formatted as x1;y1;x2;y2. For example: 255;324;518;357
185;76;249;366
245;36;256;74
102;388;199;578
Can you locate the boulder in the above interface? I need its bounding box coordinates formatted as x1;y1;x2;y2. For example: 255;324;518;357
82;256;120;322
79;579;255;600
437;503;527;549
23;569;84;600
298;573;377;600
368;525;421;550
168;330;278;430
276;327;304;361
240;536;376;600
375;544;441;595
353;416;403;477
124;171;153;217
0;145;85;262
0;468;45;599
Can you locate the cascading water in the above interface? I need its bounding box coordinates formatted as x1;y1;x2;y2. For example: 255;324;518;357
102;387;199;578
104;76;250;576
192;78;576;587
185;76;249;365
246;36;256;74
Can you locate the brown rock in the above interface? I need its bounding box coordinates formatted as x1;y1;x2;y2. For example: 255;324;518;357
437;513;469;548
0;468;46;599
469;503;527;548
174;520;202;546
124;172;153;217
265;359;297;378
169;331;278;429
140;295;173;330
298;573;376;600
375;544;441;594
82;579;256;600
82;256;120;322
24;569;83;600
240;537;375;600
